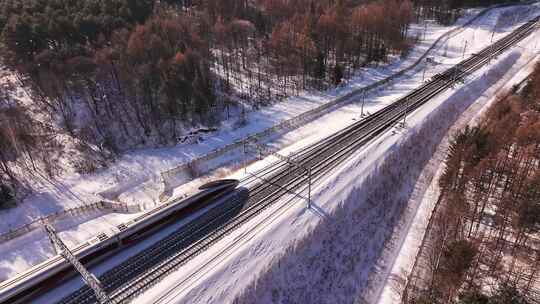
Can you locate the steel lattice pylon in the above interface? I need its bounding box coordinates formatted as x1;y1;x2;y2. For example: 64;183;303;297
44;224;110;304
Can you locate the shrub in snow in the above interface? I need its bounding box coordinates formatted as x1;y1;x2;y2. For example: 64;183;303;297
439;240;477;284
0;183;14;208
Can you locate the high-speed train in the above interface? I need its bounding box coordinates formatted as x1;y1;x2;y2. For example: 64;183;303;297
0;179;240;304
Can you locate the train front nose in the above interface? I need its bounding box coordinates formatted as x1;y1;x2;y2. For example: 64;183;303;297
198;179;240;190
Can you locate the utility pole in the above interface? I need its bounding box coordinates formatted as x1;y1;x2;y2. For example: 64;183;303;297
361;90;367;117
488;24;496;65
307;167;312;209
243;141;248;174
462;40;468;59
402;98;409;127
452;66;459;85
45;224;110;304
489;43;494;64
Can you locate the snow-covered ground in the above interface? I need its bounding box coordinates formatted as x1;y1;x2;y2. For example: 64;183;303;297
131;41;539;304
119;7;539;304
1;2;539;288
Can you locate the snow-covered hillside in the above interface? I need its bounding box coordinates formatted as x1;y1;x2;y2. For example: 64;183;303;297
0;2;538;288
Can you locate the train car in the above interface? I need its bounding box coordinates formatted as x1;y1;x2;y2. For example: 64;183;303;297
118;179;239;245
0;179;240;304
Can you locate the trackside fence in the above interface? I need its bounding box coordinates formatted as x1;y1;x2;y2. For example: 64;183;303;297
0;200;141;244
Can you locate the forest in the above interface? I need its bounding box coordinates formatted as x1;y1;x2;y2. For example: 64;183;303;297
405;63;540;303
0;0;522;203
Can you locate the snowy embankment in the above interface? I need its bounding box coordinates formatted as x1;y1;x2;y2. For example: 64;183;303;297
131;12;540;304
176;54;526;304
374;32;540;304
0;2;537;284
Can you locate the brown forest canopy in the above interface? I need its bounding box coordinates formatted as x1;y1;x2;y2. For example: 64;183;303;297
0;0;527;199
0;0;154;68
0;0;521;156
405;62;540;303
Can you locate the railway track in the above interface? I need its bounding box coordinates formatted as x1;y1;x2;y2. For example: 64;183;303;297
56;16;540;304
